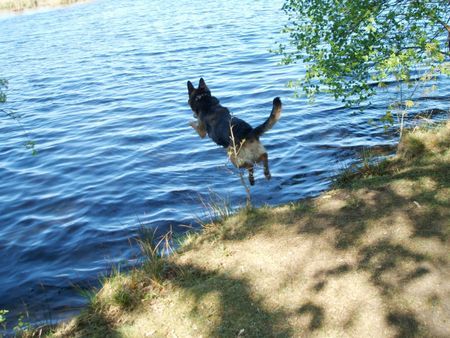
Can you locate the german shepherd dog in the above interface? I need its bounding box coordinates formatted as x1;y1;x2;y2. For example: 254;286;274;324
187;78;282;185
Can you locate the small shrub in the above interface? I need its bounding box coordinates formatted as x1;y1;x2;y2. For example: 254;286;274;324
397;135;426;160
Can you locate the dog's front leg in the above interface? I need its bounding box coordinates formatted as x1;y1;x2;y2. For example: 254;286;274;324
189;120;207;138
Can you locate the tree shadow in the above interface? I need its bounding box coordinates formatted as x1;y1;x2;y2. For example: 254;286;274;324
357;239;427;294
171;263;293;338
296;302;324;331
350;162;449;243
303;238;434;337
292;159;449;337
297;161;448;249
387;311;420;338
312;263;352;292
295;192;372;249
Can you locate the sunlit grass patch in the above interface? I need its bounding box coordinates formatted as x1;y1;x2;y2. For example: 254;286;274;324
398;121;450;159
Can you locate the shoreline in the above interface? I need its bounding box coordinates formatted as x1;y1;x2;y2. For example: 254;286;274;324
43;121;448;337
0;0;90;14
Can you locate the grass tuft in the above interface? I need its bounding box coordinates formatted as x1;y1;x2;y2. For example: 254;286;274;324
397;134;426;160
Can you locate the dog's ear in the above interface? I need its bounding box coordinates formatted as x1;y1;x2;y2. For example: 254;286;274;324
187;81;195;94
198;78;209;91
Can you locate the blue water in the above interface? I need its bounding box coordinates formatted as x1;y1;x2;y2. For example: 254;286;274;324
0;0;448;326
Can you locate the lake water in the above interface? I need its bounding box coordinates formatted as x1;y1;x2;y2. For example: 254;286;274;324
0;0;448;327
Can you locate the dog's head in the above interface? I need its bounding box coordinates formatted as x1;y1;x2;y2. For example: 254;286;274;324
187;78;211;117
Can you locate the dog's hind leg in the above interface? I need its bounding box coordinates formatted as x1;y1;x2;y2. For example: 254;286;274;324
260;153;271;180
248;165;255;186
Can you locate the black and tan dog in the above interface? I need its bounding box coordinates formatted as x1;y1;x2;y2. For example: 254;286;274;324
187;78;282;185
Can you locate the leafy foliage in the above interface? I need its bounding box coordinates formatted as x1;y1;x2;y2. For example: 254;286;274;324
279;0;450;106
13;314;32;335
0;309;8;331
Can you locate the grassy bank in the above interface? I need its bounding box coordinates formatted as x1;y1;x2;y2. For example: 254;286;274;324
44;122;450;337
0;0;86;12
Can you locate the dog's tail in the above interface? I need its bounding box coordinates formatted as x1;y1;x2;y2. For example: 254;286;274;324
250;97;282;139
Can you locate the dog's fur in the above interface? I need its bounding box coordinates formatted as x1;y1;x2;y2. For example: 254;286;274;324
187;78;282;185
